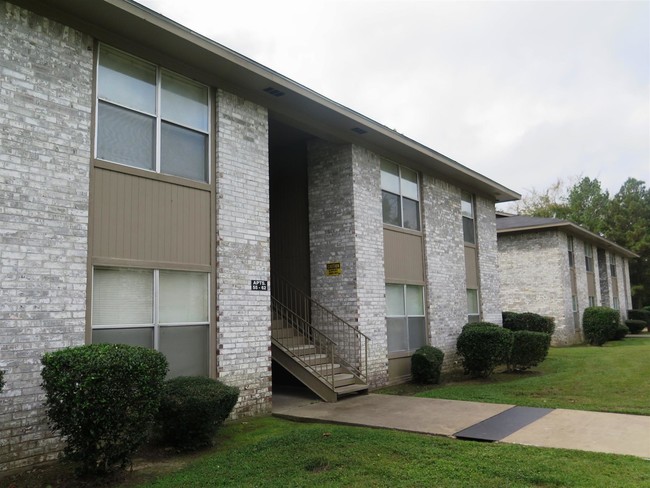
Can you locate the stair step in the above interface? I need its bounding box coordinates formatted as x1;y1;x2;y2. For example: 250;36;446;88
290;344;317;356
333;373;355;388
335;383;369;396
300;353;330;366
310;363;342;374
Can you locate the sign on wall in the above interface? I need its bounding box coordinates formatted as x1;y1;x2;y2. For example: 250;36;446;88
325;262;342;276
251;280;268;291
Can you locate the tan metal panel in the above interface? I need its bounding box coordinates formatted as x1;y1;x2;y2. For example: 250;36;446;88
383;228;424;283
464;246;478;289
611;276;618;296
587;272;596;296
388;356;412;383
92;168;211;267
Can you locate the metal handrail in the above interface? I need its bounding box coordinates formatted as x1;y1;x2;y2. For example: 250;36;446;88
271;275;369;383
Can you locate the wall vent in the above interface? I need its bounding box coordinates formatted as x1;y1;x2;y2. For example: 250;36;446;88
351;127;367;135
263;86;285;97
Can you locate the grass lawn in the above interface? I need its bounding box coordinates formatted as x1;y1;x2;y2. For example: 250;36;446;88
380;338;650;415
135;417;650;488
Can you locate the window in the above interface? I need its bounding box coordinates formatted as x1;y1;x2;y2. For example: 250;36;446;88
92;267;209;377
96;45;210;182
571;295;578;312
613;297;620;310
461;191;475;244
381;160;420;230
584;243;594;272
610;253;617;277
467;288;480;323
386;284;426;353
588;296;596;307
567;236;575;268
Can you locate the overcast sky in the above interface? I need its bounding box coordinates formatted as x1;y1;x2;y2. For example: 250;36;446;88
137;0;649;204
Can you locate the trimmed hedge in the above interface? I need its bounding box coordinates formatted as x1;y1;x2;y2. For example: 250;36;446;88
582;307;620;346
411;346;445;384
625;319;647;334
507;330;551;371
41;344;168;475
613;323;630;341
628;309;650;327
158;376;239;451
456;323;513;378
502;311;555;335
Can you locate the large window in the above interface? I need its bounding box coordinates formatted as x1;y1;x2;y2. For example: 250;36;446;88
386;284;426;353
609;252;617;277
584;243;594;272
567;236;575;268
467;289;480;323
461;191;475;244
381;160;420;230
96;45;210;182
92;267;210;377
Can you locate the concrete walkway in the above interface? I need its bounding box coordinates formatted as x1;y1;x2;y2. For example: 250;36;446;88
273;390;650;458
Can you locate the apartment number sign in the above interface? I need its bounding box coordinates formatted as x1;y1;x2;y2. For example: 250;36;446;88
250;280;268;291
325;262;342;276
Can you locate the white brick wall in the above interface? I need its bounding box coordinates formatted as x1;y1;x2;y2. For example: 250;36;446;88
215;89;271;417
476;195;501;325
0;1;93;472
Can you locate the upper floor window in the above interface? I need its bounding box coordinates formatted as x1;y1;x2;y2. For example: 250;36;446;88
609;252;617;277
381;160;420;231
385;284;426;353
461;191;475;244
96;45;210;183
567;236;575;268
584;243;594;272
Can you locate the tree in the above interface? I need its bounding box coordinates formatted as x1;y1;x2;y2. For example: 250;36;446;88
564;177;610;235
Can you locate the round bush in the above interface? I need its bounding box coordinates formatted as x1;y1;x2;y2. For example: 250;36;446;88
508;330;551;371
502;311;555;335
411;346;444;384
627;309;650;327
625;319;646;334
158;376;239;451
41;344;168;475
613;323;630;340
582;306;620;346
456;324;513;378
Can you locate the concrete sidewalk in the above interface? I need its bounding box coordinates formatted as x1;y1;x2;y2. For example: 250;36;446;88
273;391;650;458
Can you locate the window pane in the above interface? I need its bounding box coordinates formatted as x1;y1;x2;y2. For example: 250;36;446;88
93;268;153;325
161;72;209;132
403;198;420;230
461;192;473;218
380;160;400;193
463;216;475;244
467;289;479;314
98;47;155;114
160;325;208;377
97;102;155;170
401;167;418;201
382;191;401;226
92;327;153;348
387;317;408;353
386;284;405;316
568;250;575;268
161;122;208;182
405;285;424;316
408;317;426;350
159;271;208;323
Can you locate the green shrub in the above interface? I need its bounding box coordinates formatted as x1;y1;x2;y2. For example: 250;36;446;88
582;307;620;346
627;309;650;327
462;321;500;331
158;376;239;451
456;324;513;378
411;346;445;384
507;330;551;371
625;319;647;334
41;344;168;475
502;311;555;335
613;323;630;340
643;305;650;312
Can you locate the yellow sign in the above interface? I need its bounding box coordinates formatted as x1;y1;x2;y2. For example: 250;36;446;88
326;262;342;276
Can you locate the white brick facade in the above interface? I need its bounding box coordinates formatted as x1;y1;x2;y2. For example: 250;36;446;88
215;89;271;417
0;1;93;472
476;195;501;324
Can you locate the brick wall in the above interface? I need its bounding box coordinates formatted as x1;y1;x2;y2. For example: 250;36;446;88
307;141;388;386
215;89;271;417
475;195;501;325
421;177;467;367
0;1;93;472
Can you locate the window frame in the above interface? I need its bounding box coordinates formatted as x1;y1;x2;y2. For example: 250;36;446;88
609;252;617;277
588;296;596;307
571;295;578;313
95;44;211;184
466;288;481;323
91;266;211;375
612;296;620;310
567;236;575;268
461;191;476;245
380;159;421;231
385;283;427;355
584;243;594;272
